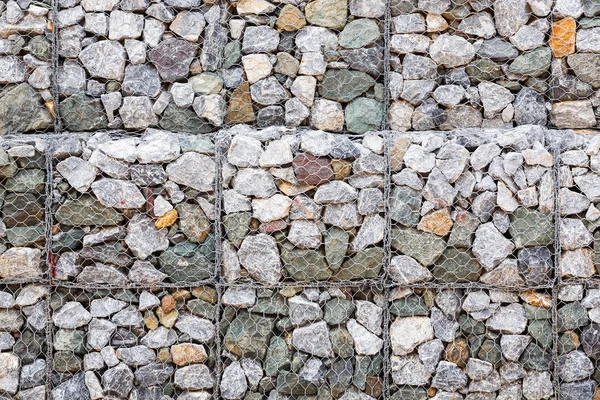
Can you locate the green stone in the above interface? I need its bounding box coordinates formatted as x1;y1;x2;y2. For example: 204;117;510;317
336;247;383;280
390;295;429;317
459;314;485;335
60;94;108;131
54;329;86;353
477;338;501;366
432;248;482;283
0;83;53;135
199;234;216;262
179;134;215;154
447;211;479;248
158;245;214;282
558;332;580;355
594;231;600;267
5;169;45;193
276;317;293;332
186;299;216;320
176;203;211;244
508;207;554;248
353;356;370;390
339;19;381;49
391;228;446;267
580;17;600;28
324;227;349;272
282;248;332;281
159;104;215;133
323;298;355;324
223;40;242;70
250;294;289;316
189;73;224;96
466;59;503;82
391;0;418;15
55;196;123;227
390;186;421;227
327;358;353;391
223;212;251;247
224;312;275;360
277;371;318;396
330;326;354;358
509;47;551;77
528;320;553;350
391;387;427;400
520;342;551;371
52;228;85;252
28;35;52;62
264;336;291;375
3;192;44;227
6;225;45;247
345;97;384;134
53;351;82;373
558;302;589;332
524;304;552;320
318;70;376;103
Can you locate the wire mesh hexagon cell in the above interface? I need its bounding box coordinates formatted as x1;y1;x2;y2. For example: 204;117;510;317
218;127;387;285
555;131;600;283
222;0;387;133
388;287;555;400
50;130;217;287
219;284;386;400
0;284;49;399
388;128;556;288
0;136;47;283
387;0;600;132
49;286;218;400
0;0;54;135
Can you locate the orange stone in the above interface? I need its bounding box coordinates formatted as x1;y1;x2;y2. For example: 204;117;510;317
155;209;177;229
390;138;411;171
276;4;306;32
226;82;256;124
520;290;552;309
417;208;453;236
161;295;177;313
171;343;208;366
192;286;218;303
445;338;469;367
550;17;576;58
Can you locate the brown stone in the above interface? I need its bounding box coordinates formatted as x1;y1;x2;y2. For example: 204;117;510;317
172;290;191;302
157;347;172;363
277;181;315;196
276;4;307;32
226;82;256;124
192;286;218;303
144;310;159;330
445;338;469;368
390;137;410;171
293;153;334;186
155;209;177;229
365;376;382;398
417;208;453;236
549;17;576;58
161;295;176;313
305;0;347;30
156;307;178;328
259;219;288;234
520;290;552;309
171;343;208;366
332;159;352;180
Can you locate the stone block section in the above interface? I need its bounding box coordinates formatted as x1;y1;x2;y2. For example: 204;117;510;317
55;1;226;133
557;284;600;399
220;127;385;284
219;285;384;399
0;1;54;135
223;0;385;132
389;127;555;286
0;136;46;281
557;133;600;280
0;284;48;398
388;287;554;400
50;286;218;400
50;130;217;285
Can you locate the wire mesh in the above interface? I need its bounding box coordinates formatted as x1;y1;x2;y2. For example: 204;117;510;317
218;127;386;285
388;286;555;400
49;285;219;400
387;0;600;132
49;130;218;288
219;284;386;399
387;128;556;289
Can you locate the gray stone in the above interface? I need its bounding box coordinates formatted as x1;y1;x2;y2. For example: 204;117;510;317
242;26;279;53
238;234;281;285
292;321;333;357
432;361;467;392
430;35;475;67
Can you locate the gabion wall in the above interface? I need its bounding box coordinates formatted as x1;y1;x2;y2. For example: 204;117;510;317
2;0;600;399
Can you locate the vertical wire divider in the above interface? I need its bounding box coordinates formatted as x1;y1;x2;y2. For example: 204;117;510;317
382;0;392;131
50;0;61;133
551;285;560;399
214;283;224;400
44;288;55;399
213;131;224;285
382;131;392;284
382;284;391;400
44;135;55;286
552;139;562;288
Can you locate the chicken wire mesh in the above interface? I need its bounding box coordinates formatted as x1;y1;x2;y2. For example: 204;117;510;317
0;284;49;399
0;135;47;284
218;127;387;285
49;130;218;287
388;128;556;288
387;0;600;132
219;284;387;400
49;285;219;400
0;0;54;135
389;286;555;400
